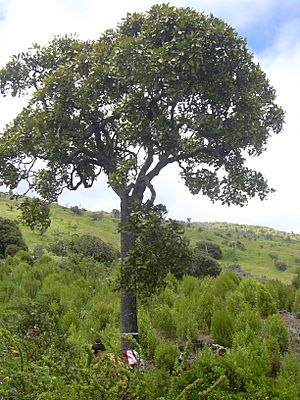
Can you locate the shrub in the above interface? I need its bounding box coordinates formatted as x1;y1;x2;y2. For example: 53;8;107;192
70;205;84;215
275;261;288;271
256;284;277;318
48;239;67;256
5;244;23;257
189;249;221;277
138;309;159;359
213;271;240;299
194;240;223;259
154;342;178;371
90;211;104;221
0;217;28;257
68;234;120;263
266;279;295;311
263;314;289;355
211;309;235;347
152;304;177;339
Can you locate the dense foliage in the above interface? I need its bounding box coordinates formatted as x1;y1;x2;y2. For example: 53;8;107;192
122;203;192;294
68;234;120;263
195;240;223;260
0;216;28;257
190;249;221;277
18;198;51;232
1;250;300;399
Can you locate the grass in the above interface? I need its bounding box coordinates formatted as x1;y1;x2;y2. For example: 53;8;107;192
1;192;300;284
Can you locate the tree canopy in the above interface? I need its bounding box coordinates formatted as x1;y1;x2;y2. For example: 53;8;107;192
0;4;283;206
0;4;284;345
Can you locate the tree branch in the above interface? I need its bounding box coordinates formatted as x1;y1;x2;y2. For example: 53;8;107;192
80;114;121;141
146;145;224;182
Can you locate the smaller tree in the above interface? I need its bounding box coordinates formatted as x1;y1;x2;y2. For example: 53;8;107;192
189;248;221;277
121;202;192;295
195;240;223;259
0;217;28;257
68;234;120;263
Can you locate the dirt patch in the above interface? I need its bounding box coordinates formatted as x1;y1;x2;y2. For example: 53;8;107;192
280;310;300;357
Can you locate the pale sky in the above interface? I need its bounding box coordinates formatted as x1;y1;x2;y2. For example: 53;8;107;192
0;0;299;233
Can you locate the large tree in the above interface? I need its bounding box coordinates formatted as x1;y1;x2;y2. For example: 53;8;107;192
0;5;284;347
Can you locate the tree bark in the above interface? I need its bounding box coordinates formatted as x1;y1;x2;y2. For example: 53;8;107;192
120;195;139;349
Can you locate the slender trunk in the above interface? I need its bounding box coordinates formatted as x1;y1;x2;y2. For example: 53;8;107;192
120;195;139;349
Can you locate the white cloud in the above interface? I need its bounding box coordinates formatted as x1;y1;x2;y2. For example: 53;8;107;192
177;0;276;28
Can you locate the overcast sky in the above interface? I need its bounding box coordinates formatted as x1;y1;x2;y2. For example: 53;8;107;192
0;0;299;233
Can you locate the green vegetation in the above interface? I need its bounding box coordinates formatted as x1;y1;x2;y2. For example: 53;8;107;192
0;215;28;257
0;3;284;345
68;234;120;263
1;195;300;398
1;192;300;285
1;250;300;399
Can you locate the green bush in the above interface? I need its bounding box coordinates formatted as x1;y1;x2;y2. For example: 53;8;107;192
194;240;223;259
154;342;178;371
189;249;221;277
138;309;159;359
263;314;289;355
0;217;28;257
239;278;258;307
275;261;288;271
48;239;67;256
152;304;177;339
256;284;277;317
211;309;235;347
266;279;295;311
5;244;23;257
70;205;84;215
68;234;120;263
213;271;240;299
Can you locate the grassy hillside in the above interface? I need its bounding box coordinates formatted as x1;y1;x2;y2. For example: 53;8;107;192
1;192;300;284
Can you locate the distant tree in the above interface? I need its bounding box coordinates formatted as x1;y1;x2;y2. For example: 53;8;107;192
70;205;84;215
90;211;104;221
195;240;223;259
0;217;28;257
111;209;121;219
189;248;221;277
0;4;284;346
68;234;120;263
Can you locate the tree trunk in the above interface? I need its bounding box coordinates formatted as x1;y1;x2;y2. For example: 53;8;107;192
120;195;139;349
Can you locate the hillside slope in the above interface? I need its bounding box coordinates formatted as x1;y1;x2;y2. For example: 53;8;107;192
1;192;300;284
